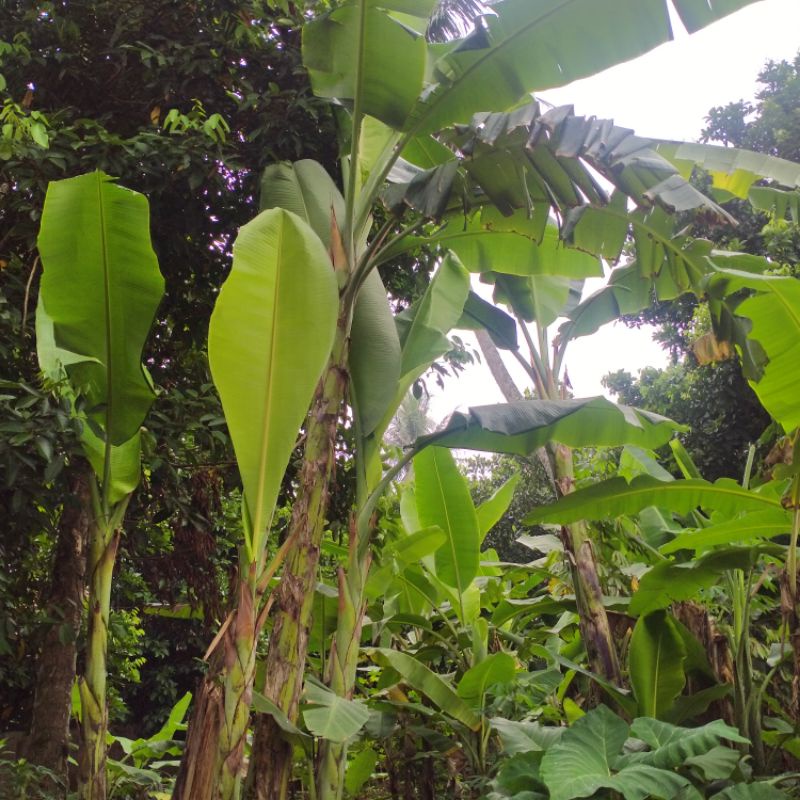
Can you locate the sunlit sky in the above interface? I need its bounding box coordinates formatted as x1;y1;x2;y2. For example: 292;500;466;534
429;0;800;422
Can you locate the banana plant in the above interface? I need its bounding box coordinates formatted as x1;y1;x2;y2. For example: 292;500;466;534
177;1;772;796
173;207;339;800
35;171;165;800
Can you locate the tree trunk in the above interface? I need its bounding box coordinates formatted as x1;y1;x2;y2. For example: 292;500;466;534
245;315;349;800
172;651;224;800
21;471;90;782
552;444;622;686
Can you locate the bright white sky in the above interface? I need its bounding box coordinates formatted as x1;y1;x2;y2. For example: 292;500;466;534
429;0;800;422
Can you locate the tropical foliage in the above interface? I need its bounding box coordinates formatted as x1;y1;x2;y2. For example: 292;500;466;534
4;2;800;800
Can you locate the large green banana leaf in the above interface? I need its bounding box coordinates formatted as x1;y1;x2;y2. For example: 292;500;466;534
368;647;481;729
525;475;782;526
303;4;428;129
350;269;402;436
661;509;792;556
260;159;345;251
456;292;518;351
630;545;782;615
628;611;687;719
377;215;601;279
407;0;759;136
414;446;480;596
707;269;800;431
36;171;164;447
417;397;684;456
36;301;141;504
208;208;338;552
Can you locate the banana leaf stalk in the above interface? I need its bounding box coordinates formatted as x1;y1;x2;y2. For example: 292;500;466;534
79;491;130;799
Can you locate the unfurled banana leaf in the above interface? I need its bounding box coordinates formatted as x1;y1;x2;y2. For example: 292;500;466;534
414;447;480;596
259;159;345;250
36;171;164;448
350;269;402;436
629;611;687;720
208;208;338;552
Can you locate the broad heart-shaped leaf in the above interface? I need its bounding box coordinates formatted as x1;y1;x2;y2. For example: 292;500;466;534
368;648;481;730
630;545;782;615
406;0;759;136
661;508;792;555
524;475;782;526
714;784;791;800
349;269;402;436
456;652;517;708
418;397;684;457
302;3;427;130
302;680;370;743
208;208;338;550
414;447;480;595
539;705;695;800
622;717;748;769
707;269;800;432
36;171;164;446
259;159;345;251
629;611;686;719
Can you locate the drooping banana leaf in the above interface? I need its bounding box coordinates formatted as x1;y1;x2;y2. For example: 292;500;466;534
208;208;338;553
654;140;800;201
36;171;164;448
524;475;782;526
417;397;684;456
406;0;759;136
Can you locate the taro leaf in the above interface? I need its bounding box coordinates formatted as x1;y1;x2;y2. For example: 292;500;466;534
539;705;695;800
456;652;517;707
303;681;370;743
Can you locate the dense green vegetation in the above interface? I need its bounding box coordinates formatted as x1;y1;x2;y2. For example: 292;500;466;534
3;2;800;799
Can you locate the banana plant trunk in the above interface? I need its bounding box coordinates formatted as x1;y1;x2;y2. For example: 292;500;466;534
552;444;622;686
23;471;90;782
316;528;371;800
78;488;128;800
246;318;349;800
